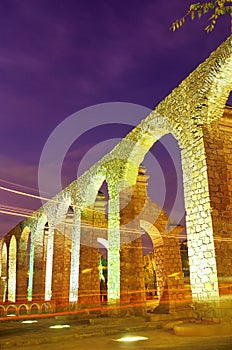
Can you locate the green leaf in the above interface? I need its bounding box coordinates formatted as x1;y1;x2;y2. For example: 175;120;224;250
190;4;198;11
171;0;232;32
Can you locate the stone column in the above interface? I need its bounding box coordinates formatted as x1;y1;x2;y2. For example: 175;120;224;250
45;223;54;301
27;233;34;302
61;213;72;307
107;192;120;305
203;112;232;296
120;227;146;315
27;220;39;302
33;223;47;301
119;166;148;311
181;135;220;316
51;229;65;302
0;240;7;302
8;235;17;302
69;211;81;303
162;226;185;311
78;203;100;308
16;227;30;302
48;209;73;308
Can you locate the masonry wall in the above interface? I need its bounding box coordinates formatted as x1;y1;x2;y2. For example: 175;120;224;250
119;167;186;312
203;106;232;294
78;206;100;307
51;226;71;308
119;168;148;310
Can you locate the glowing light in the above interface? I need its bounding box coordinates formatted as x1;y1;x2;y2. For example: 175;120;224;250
82;268;92;274
7;314;16;317
49;325;70;329
115;336;148;342
0;185;55;202
0;209;30;218
0;203;33;213
22;320;38;324
168;272;181;277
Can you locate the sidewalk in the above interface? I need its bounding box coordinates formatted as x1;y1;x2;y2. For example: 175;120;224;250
173;320;232;337
0;312;232;349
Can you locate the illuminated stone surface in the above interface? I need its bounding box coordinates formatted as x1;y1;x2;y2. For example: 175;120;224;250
0;35;232;318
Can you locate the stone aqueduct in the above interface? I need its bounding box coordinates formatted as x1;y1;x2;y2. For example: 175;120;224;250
0;35;232;318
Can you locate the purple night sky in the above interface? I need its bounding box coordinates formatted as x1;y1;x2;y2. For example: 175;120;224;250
0;0;231;238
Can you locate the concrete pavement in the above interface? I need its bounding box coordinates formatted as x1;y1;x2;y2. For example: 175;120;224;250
0;313;231;349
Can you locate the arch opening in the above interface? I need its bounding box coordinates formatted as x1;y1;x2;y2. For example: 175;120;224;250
78;182;108;306
51;206;73;309
122;108;221;306
19;304;28;315
226;91;232;106
142;231;159;307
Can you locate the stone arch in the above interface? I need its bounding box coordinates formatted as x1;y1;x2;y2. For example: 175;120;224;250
17;226;31;302
0;241;7;302
67;174;105;304
126;116;227;309
78;184;108;307
8;235;17;302
30;303;39;314
6;304;17;316
19;304;28;315
114;38;232;307
97;238;108;249
66;169;106;211
82;172;106;208
116;109;220;305
140;219;186;312
43;192;72;302
41;302;51;314
0;35;230;316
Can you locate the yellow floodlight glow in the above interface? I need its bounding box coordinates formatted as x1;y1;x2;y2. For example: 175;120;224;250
168;272;181;277
82;268;92;274
49;325;70;329
115;336;148;342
